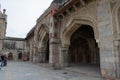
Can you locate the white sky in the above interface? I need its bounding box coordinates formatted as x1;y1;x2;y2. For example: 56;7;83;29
0;0;53;38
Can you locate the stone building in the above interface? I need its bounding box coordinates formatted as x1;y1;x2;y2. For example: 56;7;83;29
2;37;26;61
0;0;120;79
0;8;27;61
26;0;120;79
0;8;7;53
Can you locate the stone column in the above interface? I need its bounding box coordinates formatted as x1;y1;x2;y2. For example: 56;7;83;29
32;44;38;63
29;51;32;62
59;47;69;68
114;40;120;78
49;21;59;68
49;12;60;68
49;36;59;69
97;0;118;79
29;45;33;62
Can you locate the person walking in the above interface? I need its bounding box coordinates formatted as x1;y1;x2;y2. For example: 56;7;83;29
1;55;5;67
3;54;7;66
0;54;7;67
0;57;1;70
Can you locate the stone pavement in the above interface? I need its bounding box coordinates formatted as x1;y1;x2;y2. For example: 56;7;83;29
0;61;104;80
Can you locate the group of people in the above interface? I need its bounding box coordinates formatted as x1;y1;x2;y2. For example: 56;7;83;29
0;54;7;70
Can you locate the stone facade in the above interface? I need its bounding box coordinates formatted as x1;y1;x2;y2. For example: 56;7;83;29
0;0;120;79
0;9;7;53
2;37;26;61
26;0;120;79
0;9;27;61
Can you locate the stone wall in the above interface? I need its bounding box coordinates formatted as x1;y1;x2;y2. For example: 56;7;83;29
0;9;7;53
2;37;26;61
97;0;116;79
26;0;120;79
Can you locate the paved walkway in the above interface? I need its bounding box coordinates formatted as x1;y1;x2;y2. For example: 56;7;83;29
0;61;104;80
64;64;101;78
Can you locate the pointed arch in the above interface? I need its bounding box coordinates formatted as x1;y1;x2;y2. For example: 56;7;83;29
36;24;49;48
36;24;50;63
61;17;98;47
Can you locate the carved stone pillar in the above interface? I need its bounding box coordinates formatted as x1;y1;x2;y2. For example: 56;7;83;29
59;47;69;68
49;37;59;68
33;46;38;63
49;14;60;68
97;0;118;79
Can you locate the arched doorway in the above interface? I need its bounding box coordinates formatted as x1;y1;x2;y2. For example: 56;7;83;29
45;40;49;63
68;25;100;76
38;33;49;63
42;33;49;63
18;53;22;60
37;24;49;63
8;52;13;60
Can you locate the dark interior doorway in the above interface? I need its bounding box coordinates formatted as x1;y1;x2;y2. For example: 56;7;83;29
8;52;13;60
45;40;49;63
68;25;100;76
68;25;100;65
18;53;22;60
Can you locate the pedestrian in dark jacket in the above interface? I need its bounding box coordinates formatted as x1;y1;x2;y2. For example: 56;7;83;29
0;57;1;70
1;55;5;67
0;54;7;67
3;54;7;66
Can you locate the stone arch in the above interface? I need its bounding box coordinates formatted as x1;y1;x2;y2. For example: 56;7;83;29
62;17;98;47
36;24;49;63
60;18;100;76
40;29;49;62
37;24;49;48
112;1;120;38
68;25;99;63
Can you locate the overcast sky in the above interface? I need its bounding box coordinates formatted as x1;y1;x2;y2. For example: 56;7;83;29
0;0;53;38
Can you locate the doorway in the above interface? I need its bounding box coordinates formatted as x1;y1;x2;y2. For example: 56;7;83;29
68;25;100;77
18;53;22;60
8;52;13;60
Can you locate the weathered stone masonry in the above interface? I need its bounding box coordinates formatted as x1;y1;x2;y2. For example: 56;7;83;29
26;0;120;79
0;0;119;80
0;9;27;61
0;9;7;52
